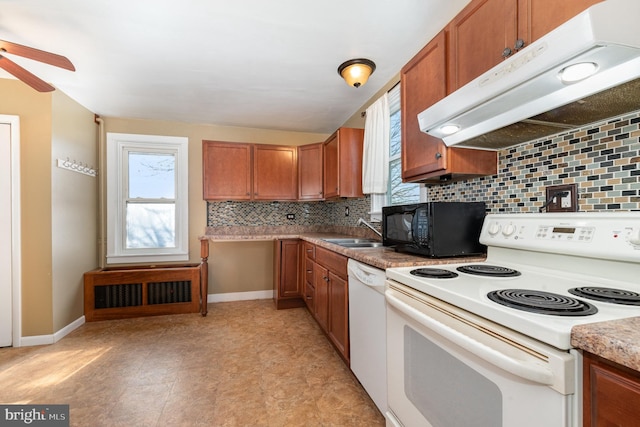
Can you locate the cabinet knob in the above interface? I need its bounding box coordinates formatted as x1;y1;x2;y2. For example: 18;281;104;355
514;38;526;50
502;47;512;58
435;152;442;159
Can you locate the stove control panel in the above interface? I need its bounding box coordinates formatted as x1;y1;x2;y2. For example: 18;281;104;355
480;213;640;262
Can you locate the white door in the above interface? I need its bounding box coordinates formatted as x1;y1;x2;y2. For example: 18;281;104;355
0;122;13;346
0;116;21;348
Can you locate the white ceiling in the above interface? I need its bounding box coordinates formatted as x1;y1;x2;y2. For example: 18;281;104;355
0;0;471;134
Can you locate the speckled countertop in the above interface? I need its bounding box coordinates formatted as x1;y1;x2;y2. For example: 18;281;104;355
200;225;486;270
572;317;640;372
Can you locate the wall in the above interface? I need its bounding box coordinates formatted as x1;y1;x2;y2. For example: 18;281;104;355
428;110;640;212
51;90;98;332
102;117;328;295
0;79;54;337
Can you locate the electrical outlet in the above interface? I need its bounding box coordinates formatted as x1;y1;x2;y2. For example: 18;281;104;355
544;184;578;212
286;213;295;220
345;207;349;217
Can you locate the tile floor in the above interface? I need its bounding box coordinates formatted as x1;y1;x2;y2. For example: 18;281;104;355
0;300;385;426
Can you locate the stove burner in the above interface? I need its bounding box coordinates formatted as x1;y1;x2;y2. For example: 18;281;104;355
457;265;521;277
487;289;598;316
410;268;458;279
569;287;640;306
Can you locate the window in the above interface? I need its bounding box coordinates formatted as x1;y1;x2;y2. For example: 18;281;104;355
106;133;189;264
371;84;425;220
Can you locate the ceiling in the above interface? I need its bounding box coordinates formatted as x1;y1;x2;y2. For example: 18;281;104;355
0;0;471;134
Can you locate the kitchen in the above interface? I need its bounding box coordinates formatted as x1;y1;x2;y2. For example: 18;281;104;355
1;0;640;426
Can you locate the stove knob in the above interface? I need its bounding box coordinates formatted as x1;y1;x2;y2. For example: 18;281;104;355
502;223;516;237
488;222;501;236
628;228;640;247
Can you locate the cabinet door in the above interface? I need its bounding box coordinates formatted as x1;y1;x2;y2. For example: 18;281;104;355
401;30;448;181
448;0;518;90
323;134;339;199
253;145;297;200
278;239;301;298
584;352;640;426
298;143;324;200
202;141;252;200
314;264;329;331
328;271;349;362
518;0;602;46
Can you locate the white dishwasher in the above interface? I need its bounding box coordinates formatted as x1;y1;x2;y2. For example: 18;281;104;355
347;259;387;414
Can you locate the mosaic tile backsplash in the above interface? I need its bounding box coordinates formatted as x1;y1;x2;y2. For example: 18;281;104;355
207;110;640;226
429;110;640;213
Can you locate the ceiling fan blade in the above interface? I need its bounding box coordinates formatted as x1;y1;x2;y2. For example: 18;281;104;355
0;55;55;92
0;39;75;71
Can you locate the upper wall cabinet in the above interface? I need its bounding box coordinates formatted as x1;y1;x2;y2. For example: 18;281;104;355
298;142;324;201
323;128;364;199
449;0;602;90
202;141;297;201
401;30;497;183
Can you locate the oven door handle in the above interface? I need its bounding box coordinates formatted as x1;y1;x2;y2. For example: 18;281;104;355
386;292;555;386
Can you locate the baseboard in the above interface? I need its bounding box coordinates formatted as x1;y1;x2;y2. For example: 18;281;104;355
208;290;274;303
18;316;86;347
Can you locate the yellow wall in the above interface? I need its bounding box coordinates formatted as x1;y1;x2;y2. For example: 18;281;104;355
102;117;329;294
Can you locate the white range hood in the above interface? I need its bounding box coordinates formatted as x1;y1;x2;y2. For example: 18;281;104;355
418;0;640;150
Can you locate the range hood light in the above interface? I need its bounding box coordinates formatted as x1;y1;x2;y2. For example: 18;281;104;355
559;62;599;83
440;124;461;135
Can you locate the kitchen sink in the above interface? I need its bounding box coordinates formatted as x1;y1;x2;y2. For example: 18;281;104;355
322;238;384;248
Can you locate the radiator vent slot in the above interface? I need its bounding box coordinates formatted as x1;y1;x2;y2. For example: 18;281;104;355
94;283;143;309
148;281;193;305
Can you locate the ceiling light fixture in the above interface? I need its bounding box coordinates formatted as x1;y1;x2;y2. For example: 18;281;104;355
337;58;376;88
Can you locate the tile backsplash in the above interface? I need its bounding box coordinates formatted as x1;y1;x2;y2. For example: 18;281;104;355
207;110;640;227
429;110;640;213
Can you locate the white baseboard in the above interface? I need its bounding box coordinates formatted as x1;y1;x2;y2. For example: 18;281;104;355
208;290;274;303
18;315;85;347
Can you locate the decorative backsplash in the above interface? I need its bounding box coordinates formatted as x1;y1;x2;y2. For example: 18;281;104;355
207;197;371;227
429;110;640;213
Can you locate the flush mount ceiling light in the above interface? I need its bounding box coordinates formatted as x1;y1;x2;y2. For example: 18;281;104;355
337;58;376;88
559;62;599;83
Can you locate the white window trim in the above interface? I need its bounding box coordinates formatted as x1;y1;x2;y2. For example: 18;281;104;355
106;133;189;264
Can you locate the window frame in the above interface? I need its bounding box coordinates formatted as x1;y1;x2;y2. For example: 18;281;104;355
106;133;189;264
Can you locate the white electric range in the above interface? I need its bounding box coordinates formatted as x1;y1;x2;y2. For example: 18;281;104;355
384;212;640;427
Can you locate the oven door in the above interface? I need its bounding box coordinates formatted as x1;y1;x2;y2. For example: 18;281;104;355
385;281;578;427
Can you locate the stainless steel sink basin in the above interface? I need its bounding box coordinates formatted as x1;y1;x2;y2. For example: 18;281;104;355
322;238;384;248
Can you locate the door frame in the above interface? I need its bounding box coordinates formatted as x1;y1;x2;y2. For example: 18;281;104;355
1;115;22;347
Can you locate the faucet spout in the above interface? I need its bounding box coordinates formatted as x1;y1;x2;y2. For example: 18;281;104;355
357;218;382;238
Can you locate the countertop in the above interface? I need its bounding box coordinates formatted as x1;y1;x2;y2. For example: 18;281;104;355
200;226;486;270
572;317;640;372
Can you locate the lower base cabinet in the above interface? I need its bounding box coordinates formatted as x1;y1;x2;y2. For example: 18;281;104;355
583;351;640;426
273;239;305;310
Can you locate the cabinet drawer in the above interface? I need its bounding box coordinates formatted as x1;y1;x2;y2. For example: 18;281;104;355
305;260;314;285
304;242;316;260
304;281;315;311
315;246;348;280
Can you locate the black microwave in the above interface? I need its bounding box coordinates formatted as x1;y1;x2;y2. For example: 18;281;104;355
382;202;487;258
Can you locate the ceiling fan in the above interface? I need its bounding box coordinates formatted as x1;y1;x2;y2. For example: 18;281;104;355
0;39;75;92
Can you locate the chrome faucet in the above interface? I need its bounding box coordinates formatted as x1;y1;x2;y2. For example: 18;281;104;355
357;217;382;238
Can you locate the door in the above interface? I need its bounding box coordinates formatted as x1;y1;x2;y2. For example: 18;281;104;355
0;116;19;347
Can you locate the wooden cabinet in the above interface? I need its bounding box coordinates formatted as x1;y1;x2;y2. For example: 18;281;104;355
202;141;297;201
202;141;252;200
323;128;364;199
449;0;601;90
253;144;297;201
401;30;497;183
273;239;304;310
583;352;640;426
298;142;324;200
302;242;316;312
315;245;350;364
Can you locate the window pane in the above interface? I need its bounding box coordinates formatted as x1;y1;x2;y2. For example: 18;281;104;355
126;203;175;248
128;153;175;199
389;109;401;158
389;159;420;205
